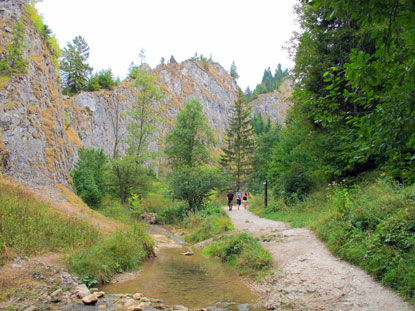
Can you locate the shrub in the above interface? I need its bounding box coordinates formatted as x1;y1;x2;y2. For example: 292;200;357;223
203;232;272;276
86;69;118;91
184;205;233;243
71;148;109;208
68;224;154;286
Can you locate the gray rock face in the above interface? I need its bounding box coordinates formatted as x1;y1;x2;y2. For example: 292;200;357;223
0;1;291;188
66;60;239;162
0;0;73;187
250;79;293;125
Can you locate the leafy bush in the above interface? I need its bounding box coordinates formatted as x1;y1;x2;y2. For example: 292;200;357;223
71;148;109;208
0;19;27;74
169;166;224;212
203;232;272;276
68;224;154;286
86;69;118;91
283;164;313;202
157;201;189;224
0;176;98;258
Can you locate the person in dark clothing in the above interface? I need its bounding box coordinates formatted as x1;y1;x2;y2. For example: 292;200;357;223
226;189;234;211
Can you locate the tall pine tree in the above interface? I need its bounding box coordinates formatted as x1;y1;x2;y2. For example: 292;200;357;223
60;36;92;95
220;89;254;190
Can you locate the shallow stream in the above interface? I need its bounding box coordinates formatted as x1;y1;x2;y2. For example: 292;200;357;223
101;226;264;310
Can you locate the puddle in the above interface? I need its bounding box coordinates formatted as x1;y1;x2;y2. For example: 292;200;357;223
102;246;263;310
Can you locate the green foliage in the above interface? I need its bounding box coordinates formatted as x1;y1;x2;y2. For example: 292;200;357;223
25;3;60;59
71;148;109;208
110;156;153;205
184;205;233;243
60;36;92;95
249;114;281;192
203;232;272;276
251;175;415;302
68;225;154;286
126;68;164;161
289;0;415;182
249;64;289;101
221;89;255;190
229;61;239;79
169;166;224;212
165;99;215;168
0;177;99;257
0;19;28;74
199;55;210;71
111;68;163;205
86;69;118;91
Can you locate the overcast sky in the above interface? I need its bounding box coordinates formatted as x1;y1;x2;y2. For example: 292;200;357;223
36;0;298;90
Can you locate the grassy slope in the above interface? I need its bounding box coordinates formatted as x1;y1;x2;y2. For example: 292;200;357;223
250;173;415;302
0;175;154;286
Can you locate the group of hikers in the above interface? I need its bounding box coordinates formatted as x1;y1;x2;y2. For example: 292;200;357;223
226;189;248;211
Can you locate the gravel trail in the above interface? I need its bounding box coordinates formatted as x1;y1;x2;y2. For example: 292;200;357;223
226;207;414;311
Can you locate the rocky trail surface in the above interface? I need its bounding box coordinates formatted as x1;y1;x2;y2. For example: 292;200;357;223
226;207;414;311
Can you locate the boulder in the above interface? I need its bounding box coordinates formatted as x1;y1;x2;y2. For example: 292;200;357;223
74;284;90;298
141;213;157;224
82;293;98;305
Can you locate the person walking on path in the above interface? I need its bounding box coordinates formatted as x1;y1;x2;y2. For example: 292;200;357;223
226;189;234;211
242;192;248;209
236;189;242;210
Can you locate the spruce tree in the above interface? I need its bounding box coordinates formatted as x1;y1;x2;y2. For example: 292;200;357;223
60;36;92;95
220;88;254;189
230;61;239;79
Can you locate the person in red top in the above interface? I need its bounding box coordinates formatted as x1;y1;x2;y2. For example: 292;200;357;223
226;189;234;211
242;192;248;209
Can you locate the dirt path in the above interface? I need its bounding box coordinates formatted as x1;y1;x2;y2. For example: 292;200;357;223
226;207;414;311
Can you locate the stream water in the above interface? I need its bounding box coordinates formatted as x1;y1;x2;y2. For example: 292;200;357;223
101;226;264;311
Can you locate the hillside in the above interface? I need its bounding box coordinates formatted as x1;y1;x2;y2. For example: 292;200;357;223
0;0;291;188
250;78;292;125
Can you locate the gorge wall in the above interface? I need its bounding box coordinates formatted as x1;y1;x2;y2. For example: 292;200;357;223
0;0;292;188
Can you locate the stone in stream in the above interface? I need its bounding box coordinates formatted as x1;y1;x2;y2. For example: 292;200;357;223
74;284;90;298
183;252;194;256
95;291;105;298
172;305;188;311
132;293;142;300
82;293;98;305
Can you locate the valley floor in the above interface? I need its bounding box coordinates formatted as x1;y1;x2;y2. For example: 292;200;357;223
226;207;414;311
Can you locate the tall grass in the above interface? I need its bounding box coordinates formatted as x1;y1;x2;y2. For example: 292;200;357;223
68;224;154;286
0;177;98;258
203;232;272;277
184;205;233;243
251;174;415;302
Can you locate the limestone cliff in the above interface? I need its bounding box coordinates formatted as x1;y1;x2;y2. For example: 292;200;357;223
250;79;293;125
66;60;239;160
0;0;73;187
0;0;291;188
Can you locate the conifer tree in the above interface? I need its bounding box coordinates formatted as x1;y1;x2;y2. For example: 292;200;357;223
230;60;239;79
60;36;92;95
220;89;254;189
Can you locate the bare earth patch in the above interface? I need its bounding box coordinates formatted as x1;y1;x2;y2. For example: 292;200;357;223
226;208;414;311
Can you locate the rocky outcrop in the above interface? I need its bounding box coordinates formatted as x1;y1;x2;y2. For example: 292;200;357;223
250;79;293;125
0;0;73;187
0;0;291;188
66;60;239;162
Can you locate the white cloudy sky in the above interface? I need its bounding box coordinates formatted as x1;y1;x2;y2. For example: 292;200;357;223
36;0;299;90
